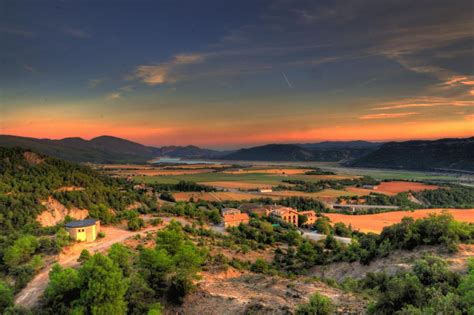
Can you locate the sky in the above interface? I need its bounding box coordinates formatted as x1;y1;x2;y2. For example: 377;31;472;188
0;0;473;149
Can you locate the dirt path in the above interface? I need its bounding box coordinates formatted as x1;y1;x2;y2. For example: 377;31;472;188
15;216;191;309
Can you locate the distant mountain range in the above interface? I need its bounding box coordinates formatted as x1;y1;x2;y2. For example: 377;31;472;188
1;135;472;171
0;135;227;163
348;137;474;172
220;143;378;162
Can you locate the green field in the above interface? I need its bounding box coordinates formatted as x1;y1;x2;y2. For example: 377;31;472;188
134;172;291;185
324;166;469;182
133;164;472;186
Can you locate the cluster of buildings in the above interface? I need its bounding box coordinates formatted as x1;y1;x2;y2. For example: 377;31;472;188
221;204;317;228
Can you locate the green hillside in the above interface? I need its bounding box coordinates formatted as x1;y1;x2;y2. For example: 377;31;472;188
0;147;151;235
349;137;474;172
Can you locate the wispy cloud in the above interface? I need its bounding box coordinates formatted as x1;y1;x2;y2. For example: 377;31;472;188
373;97;474;111
360;112;418;120
105;92;121;100
131;53;204;85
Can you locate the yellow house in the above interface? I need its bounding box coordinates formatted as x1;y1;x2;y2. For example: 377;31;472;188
65;218;100;242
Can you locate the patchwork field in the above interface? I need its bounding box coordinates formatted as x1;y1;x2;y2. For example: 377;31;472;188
223;168;311;175
375;181;439;194
325;209;474;233
345;181;440;196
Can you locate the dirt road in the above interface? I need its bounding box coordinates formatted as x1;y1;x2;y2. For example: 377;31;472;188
15;216;190;309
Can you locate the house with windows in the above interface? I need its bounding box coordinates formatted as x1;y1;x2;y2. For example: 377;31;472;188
65;218;100;242
270;207;299;226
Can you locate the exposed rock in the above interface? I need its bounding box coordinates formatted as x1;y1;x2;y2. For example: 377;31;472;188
37;197;89;227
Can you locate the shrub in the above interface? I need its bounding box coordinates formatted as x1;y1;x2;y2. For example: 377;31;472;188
295;293;335;315
128;217;145;231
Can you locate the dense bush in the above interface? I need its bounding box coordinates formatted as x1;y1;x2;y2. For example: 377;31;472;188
295;292;335;315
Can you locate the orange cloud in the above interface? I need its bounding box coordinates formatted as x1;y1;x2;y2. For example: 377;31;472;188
131;53;204;85
373;97;474;110
359;112;418;120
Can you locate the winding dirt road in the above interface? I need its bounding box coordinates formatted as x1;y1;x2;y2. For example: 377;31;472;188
15;217;190;309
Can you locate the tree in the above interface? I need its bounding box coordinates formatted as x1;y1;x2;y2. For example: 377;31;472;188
55;228;71;249
298;214;308;227
3;235;39;268
139;248;173;292
79;253;129;315
78;249;91;264
128;217;145;231
43;264;81;311
295;293;334;315
334;222;352;237
125;274;156;315
458;259;474;314
0;281;13;314
108;243;133;277
313;217;332;235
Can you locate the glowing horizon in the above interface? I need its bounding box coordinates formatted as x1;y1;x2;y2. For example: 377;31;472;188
1;1;473;149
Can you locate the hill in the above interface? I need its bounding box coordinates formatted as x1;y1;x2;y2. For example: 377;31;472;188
0;135;228;163
159;145;226;159
0;135;160;163
220;143;377;162
0;147;149;235
349;137;474;172
299;140;382;150
221;144;316;161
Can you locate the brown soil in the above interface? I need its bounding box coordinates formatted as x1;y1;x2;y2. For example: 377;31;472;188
54;186;85;192
170;270;367;314
37;197;89;227
324;209;474;233
376;181;439;194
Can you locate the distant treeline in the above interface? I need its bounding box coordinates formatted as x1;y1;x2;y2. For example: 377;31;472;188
275;176;379;193
336;184;474;211
150;180;217;193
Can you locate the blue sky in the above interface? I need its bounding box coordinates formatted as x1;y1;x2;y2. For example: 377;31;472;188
1;0;473;148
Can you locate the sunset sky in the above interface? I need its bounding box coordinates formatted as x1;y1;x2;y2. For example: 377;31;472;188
1;0;473;149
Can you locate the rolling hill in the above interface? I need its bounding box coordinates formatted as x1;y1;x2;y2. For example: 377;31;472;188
349;137;474;172
219;143;378;162
221;144;316;161
0;135;222;163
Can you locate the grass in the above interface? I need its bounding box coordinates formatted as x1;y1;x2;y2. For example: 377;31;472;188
324;166;465;182
134;172;291;185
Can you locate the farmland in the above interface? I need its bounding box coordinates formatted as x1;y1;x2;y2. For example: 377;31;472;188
325;209;474;233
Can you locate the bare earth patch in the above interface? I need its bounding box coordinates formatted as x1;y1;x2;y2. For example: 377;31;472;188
325;209;474;233
376;181;439;194
170;269;367;314
37;197;89;227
